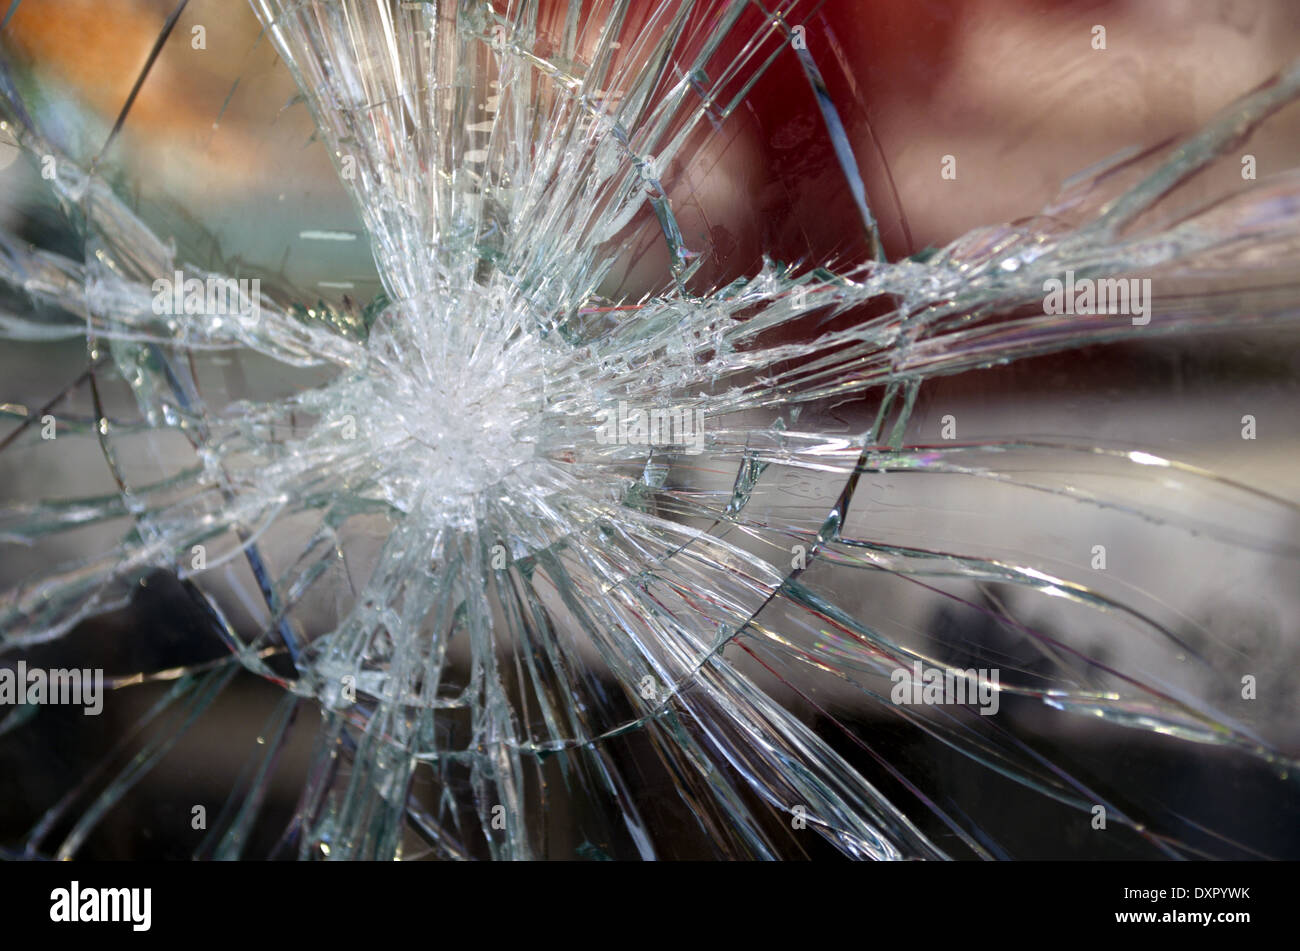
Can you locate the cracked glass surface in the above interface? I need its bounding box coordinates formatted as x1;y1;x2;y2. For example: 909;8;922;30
0;0;1298;860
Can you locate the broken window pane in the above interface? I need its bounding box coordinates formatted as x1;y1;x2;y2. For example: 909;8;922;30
0;1;1298;860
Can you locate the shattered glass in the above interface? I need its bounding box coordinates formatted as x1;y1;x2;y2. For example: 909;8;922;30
0;0;1298;860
